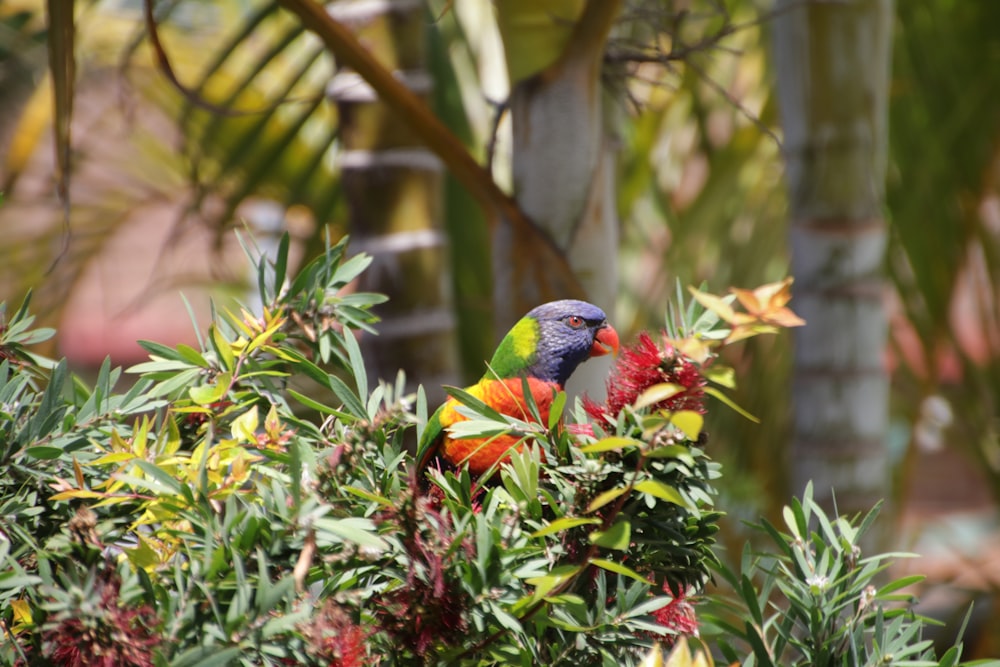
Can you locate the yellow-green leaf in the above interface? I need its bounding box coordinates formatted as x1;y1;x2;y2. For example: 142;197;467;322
342;486;394;507
703;364;736;388
132;416;151;458
670;411;703;441
49;489;104;501
92;451;136;466
688;287;737;323
588;558;653;584
587;485;629;513
639;643;663;667
11;599;32;629
211;324;235;371
645;445;693;461
634;480;687;507
589;520;631;550
704;386;760;423
531;516;601;538
580;436;643;453
525;564;582;598
231;406;259;443
635;383;683;411
189;372;231;405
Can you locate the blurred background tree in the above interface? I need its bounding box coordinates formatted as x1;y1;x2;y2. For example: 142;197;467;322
773;0;894;518
2;0;1000;654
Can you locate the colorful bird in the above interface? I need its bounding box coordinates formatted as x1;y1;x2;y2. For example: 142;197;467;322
417;299;619;476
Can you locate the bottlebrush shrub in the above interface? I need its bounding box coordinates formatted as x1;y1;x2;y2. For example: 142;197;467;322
0;235;963;666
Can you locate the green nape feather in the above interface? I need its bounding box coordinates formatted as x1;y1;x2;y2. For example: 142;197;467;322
485;317;539;379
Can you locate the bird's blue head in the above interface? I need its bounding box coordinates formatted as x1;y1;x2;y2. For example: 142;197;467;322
488;299;619;386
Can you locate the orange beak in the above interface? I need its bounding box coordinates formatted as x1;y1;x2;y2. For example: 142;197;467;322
591;324;620;357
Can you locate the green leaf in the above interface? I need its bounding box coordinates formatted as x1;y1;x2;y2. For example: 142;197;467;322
342;486;394;507
588;558;653;584
327;374;368;419
525;564;581;598
170;646;243;667
580;436;643;453
548;390;567;431
587;485;629;513
25;446;63;460
332;252;374;286
531;516;601;538
634;383;683;410
341;328;368;403
704;386;760;422
287;388;348;417
644;444;695;462
137;339;189;362
231;406;259;442
0;572;43;590
189;373;231;405
670;410;703;441
633;479;687;507
313;517;388;550
133;460;184;494
876;575;926;597
210;324;236;372
273;232;290;297
589;520;631;550
444;384;506;422
703;364;736;388
127;359;197;374
175;343;210;368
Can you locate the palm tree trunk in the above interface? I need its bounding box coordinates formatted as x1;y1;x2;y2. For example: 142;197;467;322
773;0;894;513
327;0;457;398
493;0;623;396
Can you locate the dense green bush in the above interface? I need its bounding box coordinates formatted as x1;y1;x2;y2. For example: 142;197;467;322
0;235;970;666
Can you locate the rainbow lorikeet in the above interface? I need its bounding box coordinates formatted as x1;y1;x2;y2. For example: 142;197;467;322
417;299;620;476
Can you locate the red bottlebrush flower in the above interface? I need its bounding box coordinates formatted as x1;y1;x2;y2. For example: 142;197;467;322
40;569;161;667
584;331;705;425
300;601;369;667
647;583;698;647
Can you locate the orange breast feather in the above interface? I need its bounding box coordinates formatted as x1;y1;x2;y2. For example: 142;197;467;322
439;377;558;475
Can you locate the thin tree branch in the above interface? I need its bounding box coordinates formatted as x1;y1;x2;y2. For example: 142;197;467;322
44;0;74;272
275;0;585;300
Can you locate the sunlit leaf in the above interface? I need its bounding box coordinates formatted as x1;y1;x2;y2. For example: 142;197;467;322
634;479;687;507
587;485;629;513
580;436;643;453
525;564;582;598
588;558;653;584
532;516;601;538
231;405;259;443
704;386;759;422
634;383;683;411
589;520;631;550
189;372;232;405
670;410;703;441
688;287;737;323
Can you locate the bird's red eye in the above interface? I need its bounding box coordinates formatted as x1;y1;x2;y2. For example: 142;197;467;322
566;315;585;329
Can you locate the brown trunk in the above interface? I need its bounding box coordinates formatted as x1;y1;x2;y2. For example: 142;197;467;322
327;0;456;399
